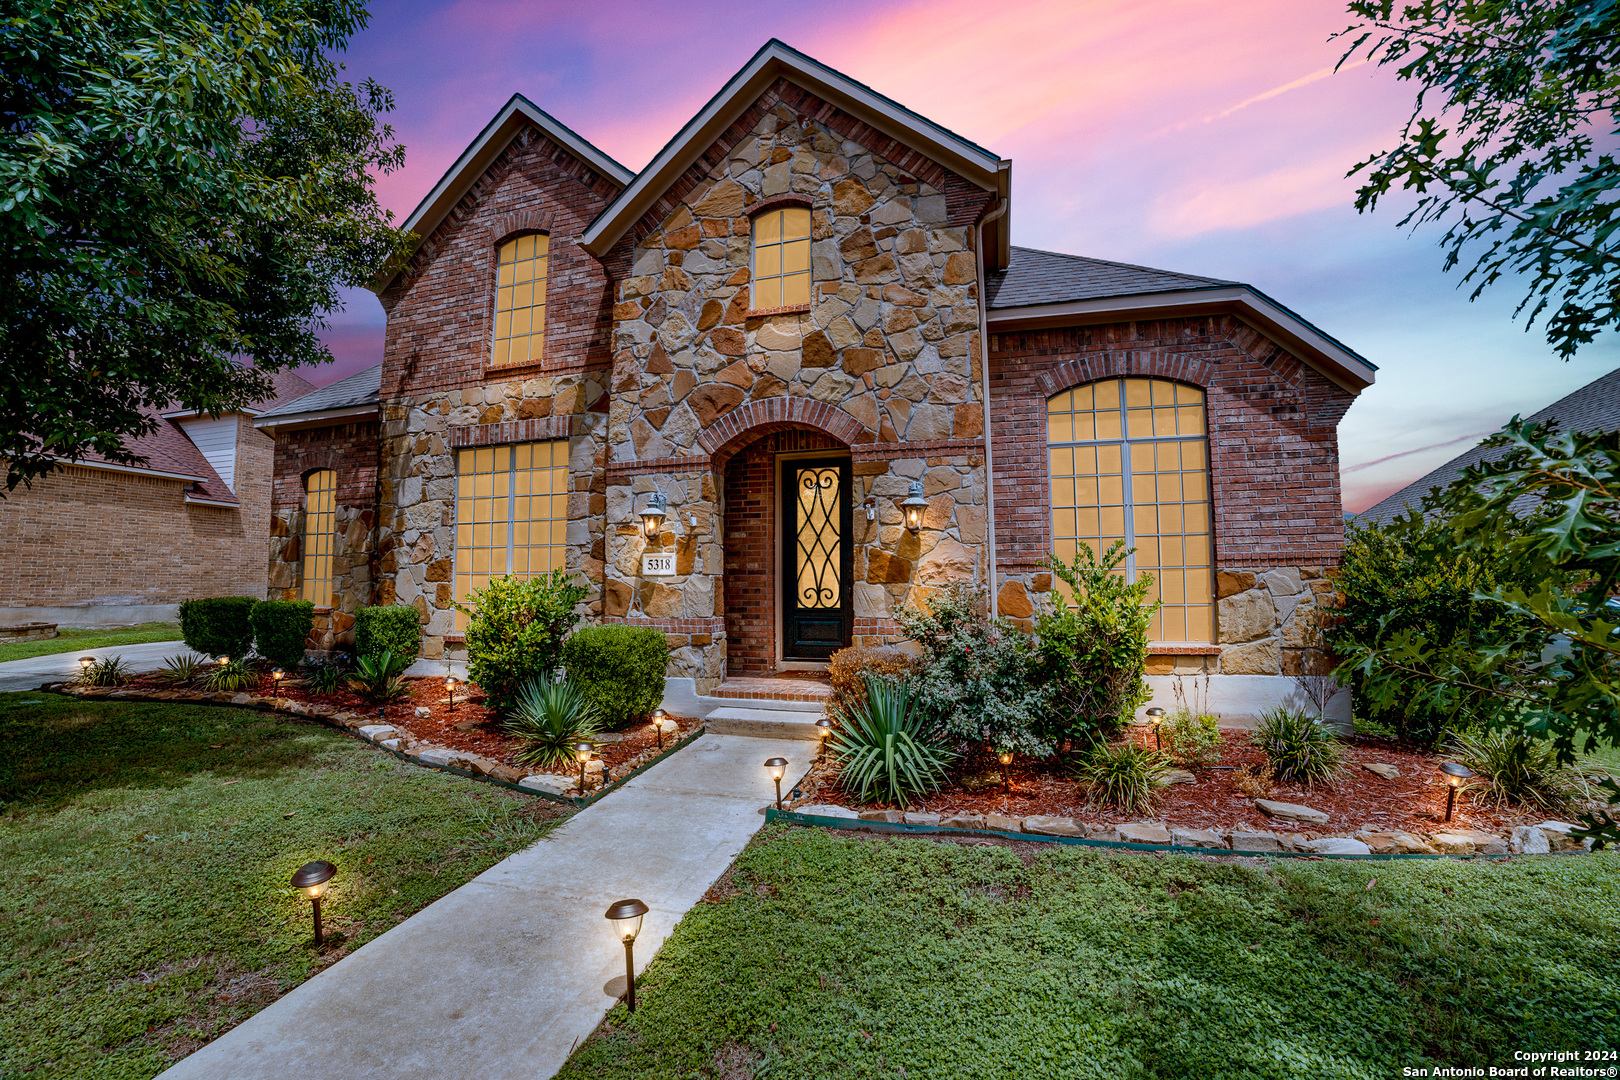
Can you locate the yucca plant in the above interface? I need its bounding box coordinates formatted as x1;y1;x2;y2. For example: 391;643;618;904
303;660;350;696
1447;728;1611;812
202;657;256;692
1254;706;1343;786
79;654;131;687
154;653;208;686
351;651;410;705
506;677;603;770
1072;741;1171;814
829;673;955;809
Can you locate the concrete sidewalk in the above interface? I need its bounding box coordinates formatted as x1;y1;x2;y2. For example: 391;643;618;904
0;640;191;692
158;733;814;1080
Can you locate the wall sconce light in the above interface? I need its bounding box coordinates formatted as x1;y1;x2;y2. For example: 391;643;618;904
900;481;929;533
1439;761;1475;822
764;757;789;810
815;717;834;758
445;676;458;710
640;490;667;541
575;741;596;796
651;708;668;751
605;898;650;1012
1146;706;1165;751
291;860;337;946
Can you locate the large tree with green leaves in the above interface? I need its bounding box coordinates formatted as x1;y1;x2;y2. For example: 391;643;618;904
1340;0;1620;357
0;0;407;490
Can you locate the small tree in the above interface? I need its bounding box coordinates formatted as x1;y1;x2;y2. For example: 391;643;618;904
458;570;588;714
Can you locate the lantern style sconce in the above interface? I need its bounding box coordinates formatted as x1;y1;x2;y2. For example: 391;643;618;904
1146;707;1165;750
639;490;667;541
1439;761;1475;822
445;676;458;710
651;708;669;751
605;898;650;1012
814;717;834;757
575;741;596;796
291;860;337;946
900;480;929;533
764;757;789;810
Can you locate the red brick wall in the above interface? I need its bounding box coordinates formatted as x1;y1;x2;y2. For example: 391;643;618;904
722;427;848;674
378;126;622;394
270;421;380;512
988;316;1353;572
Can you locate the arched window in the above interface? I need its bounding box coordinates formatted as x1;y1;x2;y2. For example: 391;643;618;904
1048;378;1213;642
493;234;548;366
751;207;811;310
301;469;337;608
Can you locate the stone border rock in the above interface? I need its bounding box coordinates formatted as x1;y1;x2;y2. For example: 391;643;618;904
776;806;1597;858
50;683;704;809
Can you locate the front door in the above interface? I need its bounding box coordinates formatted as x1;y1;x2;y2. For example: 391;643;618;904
783;457;852;660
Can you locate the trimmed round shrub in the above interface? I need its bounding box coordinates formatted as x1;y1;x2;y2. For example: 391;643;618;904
562;625;669;728
355;604;422;662
250;599;315;669
178;596;258;659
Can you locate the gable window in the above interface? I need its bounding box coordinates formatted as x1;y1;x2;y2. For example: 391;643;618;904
301;469;337;608
751;207;811;310
1048;378;1213;642
453;440;569;632
493;234;548;366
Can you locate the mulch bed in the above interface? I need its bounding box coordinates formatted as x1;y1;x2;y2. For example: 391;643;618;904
795;726;1564;835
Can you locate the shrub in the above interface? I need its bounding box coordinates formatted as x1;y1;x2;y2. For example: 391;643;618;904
1036;541;1158;749
893;584;1050;758
826;646;919;717
351;651;409;705
830;673;955;809
1447;727;1611;812
1071;742;1170;814
178;596;258;660
154;653;207;686
202;657;256;692
461;570;588;713
249;599;314;669
1161;709;1223;770
303;659;350;696
506;678;603;770
355;605;422;662
79;655;131;687
561;625;668;728
1254;706;1343;786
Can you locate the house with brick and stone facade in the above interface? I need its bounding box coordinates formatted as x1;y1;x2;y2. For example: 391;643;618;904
259;40;1375;721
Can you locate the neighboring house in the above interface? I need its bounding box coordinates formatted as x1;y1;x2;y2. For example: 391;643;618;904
1358;365;1620;527
260;40;1376;717
0;369;314;627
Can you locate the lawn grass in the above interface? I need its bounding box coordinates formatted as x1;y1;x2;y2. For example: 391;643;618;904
559;826;1620;1080
0;692;569;1079
0;623;183;663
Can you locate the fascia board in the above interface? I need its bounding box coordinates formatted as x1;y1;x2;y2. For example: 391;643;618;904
581;42;1002;257
184;495;241;508
987;286;1378;393
252;404;380;432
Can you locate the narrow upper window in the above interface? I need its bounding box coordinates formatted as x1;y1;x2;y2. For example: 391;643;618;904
453;440;569;632
751;207;811;310
493;234;548;366
1048;378;1213;642
301;469;337;608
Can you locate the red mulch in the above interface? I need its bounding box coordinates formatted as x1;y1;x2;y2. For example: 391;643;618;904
798;727;1556;835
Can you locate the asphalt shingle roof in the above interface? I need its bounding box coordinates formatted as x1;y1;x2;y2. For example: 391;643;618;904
987;246;1237;309
1357;365;1620;526
257;363;382;420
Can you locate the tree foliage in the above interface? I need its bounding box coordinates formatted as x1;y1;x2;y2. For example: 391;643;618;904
1340;0;1620;356
0;0;407;489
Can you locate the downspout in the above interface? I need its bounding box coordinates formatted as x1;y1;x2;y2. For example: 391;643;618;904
975;193;1010;618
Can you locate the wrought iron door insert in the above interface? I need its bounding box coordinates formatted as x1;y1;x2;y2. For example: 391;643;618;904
783;457;852;660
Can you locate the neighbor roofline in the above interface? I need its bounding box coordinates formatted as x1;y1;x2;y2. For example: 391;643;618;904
987;285;1378;393
579;39;1006;260
48;456;206;484
369;95;634;294
253;404;380;432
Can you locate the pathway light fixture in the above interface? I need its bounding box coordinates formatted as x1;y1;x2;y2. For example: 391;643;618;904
291;860;337;946
1439;761;1474;822
764;757;789;810
271;668;285;694
78;656;94;673
999;749;1014;792
900;481;929;533
815;717;834;757
605;898;650;1012
575;741;596;796
445;676;458;710
1146;707;1165;750
651;708;669;751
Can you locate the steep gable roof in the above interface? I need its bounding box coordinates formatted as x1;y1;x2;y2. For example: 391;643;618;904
578;40;1011;267
255;363;383;430
1357;365;1620;526
988;247;1237;307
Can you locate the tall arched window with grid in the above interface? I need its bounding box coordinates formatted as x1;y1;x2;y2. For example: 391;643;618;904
301;469;337;608
1047;378;1214;642
492;234;548;367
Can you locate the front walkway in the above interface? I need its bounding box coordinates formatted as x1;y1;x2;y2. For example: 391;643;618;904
0;639;188;692
158;733;814;1080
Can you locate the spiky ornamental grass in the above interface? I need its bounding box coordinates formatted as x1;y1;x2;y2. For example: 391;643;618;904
1254;706;1344;786
77;655;131;688
351;650;410;705
1448;727;1612;812
506;677;603;770
153;652;208;686
1071;741;1171;814
828;674;955;809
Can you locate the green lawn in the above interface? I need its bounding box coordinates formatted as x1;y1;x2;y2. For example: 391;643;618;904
0;623;182;663
560;826;1620;1080
0;692;569;1079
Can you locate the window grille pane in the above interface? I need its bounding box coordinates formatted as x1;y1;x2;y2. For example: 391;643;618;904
452;440;570;632
300;470;338;609
492;235;548;366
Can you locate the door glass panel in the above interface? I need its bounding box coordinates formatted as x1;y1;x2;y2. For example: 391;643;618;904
794;466;842;609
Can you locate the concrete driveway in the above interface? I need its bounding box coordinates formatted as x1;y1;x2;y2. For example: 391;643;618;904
0;640;194;692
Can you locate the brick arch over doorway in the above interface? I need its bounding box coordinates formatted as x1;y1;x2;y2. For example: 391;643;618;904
700;397;869;466
722;425;850;675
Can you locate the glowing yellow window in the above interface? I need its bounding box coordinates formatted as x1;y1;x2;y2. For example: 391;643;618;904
751;207;811;310
301;469;337;608
1048;378;1213;643
453;440;569;632
493;234;548;366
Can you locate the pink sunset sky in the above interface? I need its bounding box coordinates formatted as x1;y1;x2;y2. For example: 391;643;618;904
311;0;1620;513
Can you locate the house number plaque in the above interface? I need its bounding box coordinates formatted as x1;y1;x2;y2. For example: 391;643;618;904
641;552;676;577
